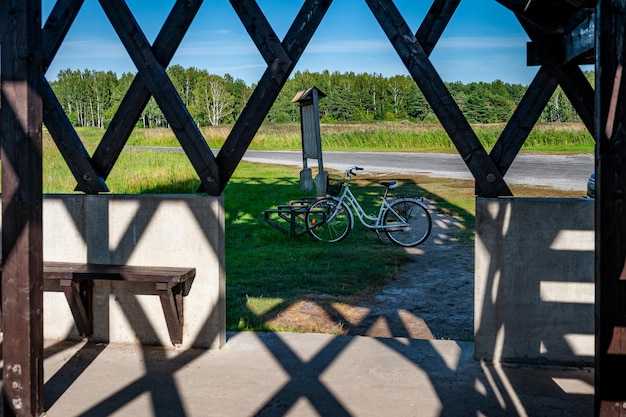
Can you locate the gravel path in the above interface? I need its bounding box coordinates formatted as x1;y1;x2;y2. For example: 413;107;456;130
347;207;475;340
266;205;475;341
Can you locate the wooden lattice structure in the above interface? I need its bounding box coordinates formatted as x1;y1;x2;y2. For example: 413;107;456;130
0;0;624;415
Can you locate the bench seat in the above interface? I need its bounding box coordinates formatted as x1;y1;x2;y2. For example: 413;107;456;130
42;262;196;345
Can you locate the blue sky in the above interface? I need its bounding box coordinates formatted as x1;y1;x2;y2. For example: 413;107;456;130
43;0;538;86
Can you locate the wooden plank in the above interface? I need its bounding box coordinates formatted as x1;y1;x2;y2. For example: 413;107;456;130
99;0;221;195
365;0;511;197
490;65;558;175
90;0;204;186
216;0;333;194
596;0;626;415
0;1;45;415
72;263;195;284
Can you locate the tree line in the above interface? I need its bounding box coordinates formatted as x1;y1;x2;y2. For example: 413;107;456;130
50;65;593;128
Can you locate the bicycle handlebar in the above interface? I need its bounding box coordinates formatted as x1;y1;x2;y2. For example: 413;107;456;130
347;166;364;177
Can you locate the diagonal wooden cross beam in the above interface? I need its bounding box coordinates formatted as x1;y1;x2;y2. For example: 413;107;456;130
230;0;293;73
416;0;461;55
215;0;333;195
89;0;204;191
100;0;221;195
41;0;108;193
365;0;512;197
489;65;559;175
490;62;595;177
552;62;595;135
489;9;596;177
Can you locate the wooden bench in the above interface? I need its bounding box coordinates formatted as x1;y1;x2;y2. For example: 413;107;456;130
41;262;196;345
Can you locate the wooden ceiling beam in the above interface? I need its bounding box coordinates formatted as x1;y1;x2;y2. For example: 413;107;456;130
527;12;595;66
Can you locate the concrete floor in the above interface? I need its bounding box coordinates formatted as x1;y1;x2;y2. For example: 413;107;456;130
15;331;595;417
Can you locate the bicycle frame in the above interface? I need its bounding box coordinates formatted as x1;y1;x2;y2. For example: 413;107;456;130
332;175;407;231
306;166;432;246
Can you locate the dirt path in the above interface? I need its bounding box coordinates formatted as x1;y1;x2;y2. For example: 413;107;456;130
267;208;475;341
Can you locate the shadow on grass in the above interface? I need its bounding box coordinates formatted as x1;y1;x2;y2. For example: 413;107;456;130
223;167;475;336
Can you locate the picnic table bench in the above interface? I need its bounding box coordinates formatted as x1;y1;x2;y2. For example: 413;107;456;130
39;262;195;345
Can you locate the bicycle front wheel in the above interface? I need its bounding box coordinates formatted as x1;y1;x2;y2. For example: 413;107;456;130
383;198;431;247
306;198;353;243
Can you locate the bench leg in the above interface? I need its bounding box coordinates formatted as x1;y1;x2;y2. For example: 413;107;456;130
156;283;184;345
60;279;93;337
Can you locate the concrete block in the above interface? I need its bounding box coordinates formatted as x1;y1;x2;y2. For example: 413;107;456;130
475;197;594;365
35;194;225;349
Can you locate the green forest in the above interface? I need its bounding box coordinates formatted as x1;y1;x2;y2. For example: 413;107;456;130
50;66;594;128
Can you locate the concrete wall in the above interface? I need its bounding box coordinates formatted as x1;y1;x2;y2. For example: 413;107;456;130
475;197;594;365
32;194;225;349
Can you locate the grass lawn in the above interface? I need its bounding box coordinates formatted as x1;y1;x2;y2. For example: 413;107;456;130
39;124;587;333
222;162;580;332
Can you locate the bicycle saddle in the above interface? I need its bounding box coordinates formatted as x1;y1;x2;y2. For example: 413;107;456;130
381;181;397;189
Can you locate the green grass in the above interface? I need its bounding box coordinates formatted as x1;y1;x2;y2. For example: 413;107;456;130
72;121;596;154
39;123;586;333
223;164;419;331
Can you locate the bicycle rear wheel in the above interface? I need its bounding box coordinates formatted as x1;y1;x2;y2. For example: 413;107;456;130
383;198;431;246
306;198;352;243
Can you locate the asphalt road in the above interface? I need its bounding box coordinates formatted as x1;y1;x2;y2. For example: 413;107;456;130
131;146;594;192
242;150;594;192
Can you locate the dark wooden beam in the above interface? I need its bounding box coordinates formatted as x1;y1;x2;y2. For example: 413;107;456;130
40;0;108;193
0;1;45;415
562;12;595;64
490;65;559;175
365;0;512;197
230;0;292;73
527;12;595;66
42;79;109;193
415;0;461;56
216;0;333;194
596;0;626;415
41;0;84;74
100;0;220;195
90;0;204;188
498;0;595;35
553;63;596;137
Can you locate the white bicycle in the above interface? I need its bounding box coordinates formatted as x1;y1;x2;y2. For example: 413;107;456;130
306;166;432;246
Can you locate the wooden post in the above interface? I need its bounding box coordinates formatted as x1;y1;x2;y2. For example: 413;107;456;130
596;0;626;415
0;1;45;416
